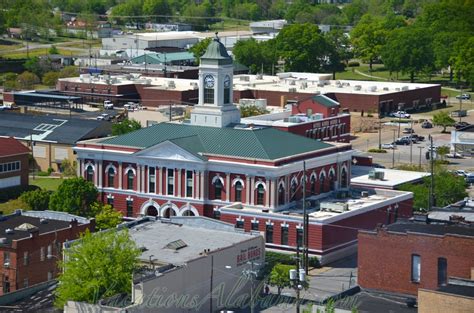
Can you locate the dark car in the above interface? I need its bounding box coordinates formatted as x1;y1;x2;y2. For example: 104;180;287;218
403;128;415;134
395;138;411;145
412;134;425;141
455;121;470;129
421;121;433;128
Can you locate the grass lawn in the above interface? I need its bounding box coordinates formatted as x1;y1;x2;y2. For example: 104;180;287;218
0;48;71;59
31;177;65;191
418;101;474;117
0;198;28;215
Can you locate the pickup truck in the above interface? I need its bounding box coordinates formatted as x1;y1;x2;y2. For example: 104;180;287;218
103;100;114;109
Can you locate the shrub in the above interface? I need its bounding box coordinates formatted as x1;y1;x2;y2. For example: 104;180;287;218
368;148;387;153
37;171;50;177
347;61;360;67
20;189;52;211
0;185;40;203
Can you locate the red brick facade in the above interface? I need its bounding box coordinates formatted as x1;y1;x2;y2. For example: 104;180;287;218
358;226;474;296
0;137;30;189
0;218;94;295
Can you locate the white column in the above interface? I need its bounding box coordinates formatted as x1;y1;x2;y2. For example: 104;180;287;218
118;162;122;189
250;176;255;205
137;165;141;192
285;175;290;203
225;173;230;202
265;178;270;207
141;166;146;193
200;171;205;200
77;159;81;177
245;175;250;205
270;178;277;208
97;161;103;188
158;167;163;195
177;169;182;197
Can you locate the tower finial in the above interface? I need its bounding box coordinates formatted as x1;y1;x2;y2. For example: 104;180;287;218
214;32;219;41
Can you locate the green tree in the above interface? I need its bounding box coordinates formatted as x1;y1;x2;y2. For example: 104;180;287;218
49;45;59;55
350;14;386;70
399;170;467;211
91;202;123;230
233;38;277;74
42;71;61;87
143;0;171;23
269;263;294;295
20;189;52;211
24;57;53;78
54;229;141;308
61;158;77;177
436;146;450;161
17;71;40;89
49;177;98;217
189;37;212;64
276;23;329;73
59;66;79;78
453;37;474;87
382;26;435;83
112;118;142;136
432;111;455;133
240;105;269;118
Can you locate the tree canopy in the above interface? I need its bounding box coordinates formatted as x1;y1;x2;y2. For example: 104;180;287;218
269;263;294;295
49;177;98;216
111;118;142;136
54;229;141;308
432;111;455;133
189;37;212;64
92;202;124;230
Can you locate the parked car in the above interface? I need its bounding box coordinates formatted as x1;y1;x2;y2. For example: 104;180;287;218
454;170;469;177
455;121;470;129
466;173;474;184
421;120;433;128
395;138;411;145
411;134;425;141
381;143;396;149
400;135;418;143
103;100;114;109
403;128;415;134
97;113;110;121
456;94;471;100
445;152;463;159
392;111;411;118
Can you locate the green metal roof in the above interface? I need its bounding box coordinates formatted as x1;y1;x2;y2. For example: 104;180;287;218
200;36;232;65
99;123;333;161
311;95;339;108
131;52;194;64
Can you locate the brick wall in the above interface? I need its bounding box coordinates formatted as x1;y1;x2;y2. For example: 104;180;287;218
418;288;474;313
358;228;474;296
0;154;29;187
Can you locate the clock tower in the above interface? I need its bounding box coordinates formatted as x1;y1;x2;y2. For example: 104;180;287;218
190;33;241;128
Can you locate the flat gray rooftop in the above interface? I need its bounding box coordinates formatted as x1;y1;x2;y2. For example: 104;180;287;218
128;217;260;266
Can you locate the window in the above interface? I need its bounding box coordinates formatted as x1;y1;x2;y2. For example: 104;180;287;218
320;174;325;194
47;271;53;281
23;251;29;266
235;220;244;229
297;228;303;247
167;169;174;195
107;167;115;187
251;221;259;231
256;184;265;205
23;278;28;288
107;196;114;207
40;247;45;261
265;224;273;243
438;258;447;286
47;244;52;258
411;254;421;282
341;168;348;188
3;252;10;266
204;87;214;104
127;169;134;190
214;178;223;200
281;226;289;245
213;210;221;220
278;185;285;206
3;276;10;294
291;179;297;201
329;172;335;191
126;200;133;217
310;176;316;195
224;87;230;104
86;165;94;182
186;170;193;197
235;181;243;202
149;167;156;193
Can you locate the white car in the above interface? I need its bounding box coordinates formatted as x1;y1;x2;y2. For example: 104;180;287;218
96;113;109;121
103;100;114;109
445;152;462;159
381;143;395;149
392;111;410;118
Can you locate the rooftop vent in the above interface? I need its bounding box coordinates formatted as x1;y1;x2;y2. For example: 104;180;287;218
361;191;369;197
0;238;7;244
15;223;39;232
5;228;14;235
164;239;187;251
40;218;48;224
288;87;297;93
240;76;250;81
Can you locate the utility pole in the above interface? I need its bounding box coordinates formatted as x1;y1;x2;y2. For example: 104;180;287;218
302;161;308;275
378;119;382;150
243;262;258;313
459;85;463;123
392;129;396;168
409;119;413;164
418;146;423;170
428;135;435;211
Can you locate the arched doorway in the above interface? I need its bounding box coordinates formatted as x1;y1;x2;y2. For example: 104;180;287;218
181;210;195;216
162;207;177;218
146;206;158;216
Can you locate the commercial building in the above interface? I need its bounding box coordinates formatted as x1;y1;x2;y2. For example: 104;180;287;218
358;221;474;296
0;137;30;189
0;112;111;172
418;279;474;313
241;94;351;142
64;216;264;313
451;125;474;156
0;210;94;296
351;166;431;190
74;36;413;262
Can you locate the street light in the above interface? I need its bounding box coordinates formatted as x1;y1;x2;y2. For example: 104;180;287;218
243;261;260;313
289;268;306;313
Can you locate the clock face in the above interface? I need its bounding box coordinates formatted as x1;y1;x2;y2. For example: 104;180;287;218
224;75;231;88
204;74;215;88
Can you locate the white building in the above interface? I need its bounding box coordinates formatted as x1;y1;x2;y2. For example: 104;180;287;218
451;125;474;156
